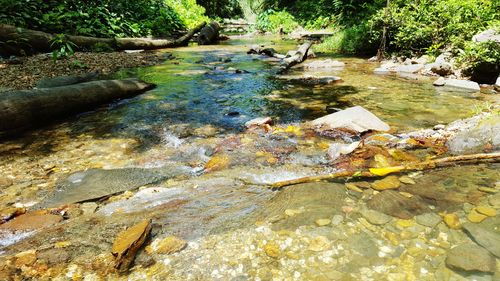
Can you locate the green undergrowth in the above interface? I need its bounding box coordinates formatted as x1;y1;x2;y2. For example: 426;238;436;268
0;0;210;38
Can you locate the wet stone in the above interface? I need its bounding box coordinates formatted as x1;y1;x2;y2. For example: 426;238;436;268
0;213;62;231
415;213;442;228
489;193;500;208
475;206;496;217
371;176;401;191
446;243;496;273
443;213;461;229
360;209;392;225
315;219;331;226
462;223;500;258
264;241;280;258
468;209;488;223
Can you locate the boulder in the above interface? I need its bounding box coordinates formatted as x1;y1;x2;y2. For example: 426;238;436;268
443;79;480;92
394;64;424;73
472;29;500;43
445;243;496;273
311;106;390;133
446;114;500;154
430;62;453;76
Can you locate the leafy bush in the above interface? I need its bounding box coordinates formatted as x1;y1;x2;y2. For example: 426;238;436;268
196;0;243;19
256;10;299;33
368;0;499;55
315;23;379;55
165;0;210;29
0;0;188;38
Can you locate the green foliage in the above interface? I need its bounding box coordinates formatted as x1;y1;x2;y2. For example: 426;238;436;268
369;0;499;55
256;10;299;33
165;0;210;29
0;0;187;38
50;34;77;61
196;0;243;19
315;23;379;55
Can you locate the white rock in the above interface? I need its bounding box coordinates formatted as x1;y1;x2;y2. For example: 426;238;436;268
443;79;480;92
473;29;500;43
245;117;272;128
327;141;360;160
433;77;446;86
303;59;345;69
394;64;424;73
311;106;390;133
374;68;390;75
496;76;500;87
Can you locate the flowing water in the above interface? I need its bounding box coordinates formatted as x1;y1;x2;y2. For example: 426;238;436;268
0;36;499;280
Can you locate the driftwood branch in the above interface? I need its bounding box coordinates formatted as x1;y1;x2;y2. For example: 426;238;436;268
277;41;312;74
270;152;500;189
0;22;206;55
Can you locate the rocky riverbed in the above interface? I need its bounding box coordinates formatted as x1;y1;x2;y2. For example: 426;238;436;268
0;36;499;280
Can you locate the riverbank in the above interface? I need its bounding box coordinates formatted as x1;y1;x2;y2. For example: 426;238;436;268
0;51;168;91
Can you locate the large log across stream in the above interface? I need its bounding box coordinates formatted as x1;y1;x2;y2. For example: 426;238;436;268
0;22;206;55
0;79;154;138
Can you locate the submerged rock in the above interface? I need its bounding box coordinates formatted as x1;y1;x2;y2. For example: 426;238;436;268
445;243;496;273
311;106;390;133
37;167;190;208
462;223;500;258
367;190;430;219
415;213;442;228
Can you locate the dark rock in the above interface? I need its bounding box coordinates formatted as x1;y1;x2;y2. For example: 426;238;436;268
462;223;500;258
445;243;496;273
325;106;342;114
225;111;240;117
431;62;453;76
367;190;430;219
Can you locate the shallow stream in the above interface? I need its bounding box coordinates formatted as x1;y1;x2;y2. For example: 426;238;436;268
0;36;498;280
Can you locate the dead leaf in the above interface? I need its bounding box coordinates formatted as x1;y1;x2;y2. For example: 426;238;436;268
204;154;230;172
369;166;405;176
112;219;152;272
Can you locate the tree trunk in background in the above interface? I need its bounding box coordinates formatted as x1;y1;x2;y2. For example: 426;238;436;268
197;21;221;45
376;0;390;61
0;22;206;55
0;79;154;138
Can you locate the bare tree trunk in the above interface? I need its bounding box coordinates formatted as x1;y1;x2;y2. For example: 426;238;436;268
0;22;206;55
0;79;154;137
376;0;390;61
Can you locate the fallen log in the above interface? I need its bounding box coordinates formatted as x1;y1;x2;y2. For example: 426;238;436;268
278;41;312;74
197;21;221;45
270;152;500;189
0;78;154;137
0;22;206;55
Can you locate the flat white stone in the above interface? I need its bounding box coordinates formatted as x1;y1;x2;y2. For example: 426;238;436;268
311;106;390;133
